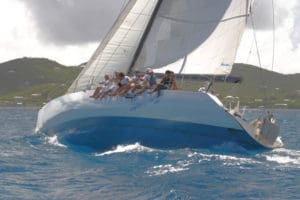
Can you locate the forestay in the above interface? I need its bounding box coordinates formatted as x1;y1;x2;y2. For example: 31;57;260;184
134;0;252;75
68;0;160;93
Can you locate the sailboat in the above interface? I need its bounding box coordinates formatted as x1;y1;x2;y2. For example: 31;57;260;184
35;0;283;150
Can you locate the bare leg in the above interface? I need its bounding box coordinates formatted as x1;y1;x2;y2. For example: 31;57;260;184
90;87;102;98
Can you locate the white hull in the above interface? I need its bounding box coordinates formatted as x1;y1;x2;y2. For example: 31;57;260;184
36;90;280;150
36;90;241;132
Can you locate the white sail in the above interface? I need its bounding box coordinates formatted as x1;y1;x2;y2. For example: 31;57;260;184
68;0;160;93
134;0;251;75
69;0;251;93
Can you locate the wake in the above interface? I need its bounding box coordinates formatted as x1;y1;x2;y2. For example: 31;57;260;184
262;148;300;168
94;142;156;156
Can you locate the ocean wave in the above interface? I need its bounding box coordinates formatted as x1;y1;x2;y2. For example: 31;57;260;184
94;143;155;156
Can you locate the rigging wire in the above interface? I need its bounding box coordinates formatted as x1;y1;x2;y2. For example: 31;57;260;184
121;0;129;11
250;0;276;71
249;3;267;110
246;40;254;63
271;0;276;71
250;15;262;69
249;0;276;110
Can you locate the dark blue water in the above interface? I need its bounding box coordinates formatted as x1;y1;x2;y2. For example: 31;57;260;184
0;107;299;199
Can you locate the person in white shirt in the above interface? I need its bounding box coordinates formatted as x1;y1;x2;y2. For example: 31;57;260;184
111;72;132;96
90;74;110;98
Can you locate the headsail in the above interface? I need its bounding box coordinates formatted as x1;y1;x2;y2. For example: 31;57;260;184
133;0;252;75
68;0;160;93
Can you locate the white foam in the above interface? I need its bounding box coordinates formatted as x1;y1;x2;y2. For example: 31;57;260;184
265;155;300;165
177;160;193;167
146;164;188;176
45;135;66;148
272;148;300;157
263;148;300;167
188;152;259;166
95;143;154;156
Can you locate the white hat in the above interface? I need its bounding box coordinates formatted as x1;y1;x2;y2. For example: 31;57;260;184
146;68;153;73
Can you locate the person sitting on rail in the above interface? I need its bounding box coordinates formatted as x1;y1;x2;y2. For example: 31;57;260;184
125;70;145;97
135;68;157;95
97;72;119;99
90;74;110;98
152;70;178;93
111;72;132;96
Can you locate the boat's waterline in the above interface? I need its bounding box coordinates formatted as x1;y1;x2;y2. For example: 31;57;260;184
35;90;267;150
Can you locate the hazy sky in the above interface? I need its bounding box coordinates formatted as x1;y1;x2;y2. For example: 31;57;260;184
0;0;299;74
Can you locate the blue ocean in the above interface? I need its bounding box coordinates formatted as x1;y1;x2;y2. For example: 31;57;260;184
0;107;299;199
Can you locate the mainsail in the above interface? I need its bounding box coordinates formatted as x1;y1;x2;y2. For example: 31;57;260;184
68;0;160;93
69;0;251;93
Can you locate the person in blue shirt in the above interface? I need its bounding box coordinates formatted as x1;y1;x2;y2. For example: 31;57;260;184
136;68;157;95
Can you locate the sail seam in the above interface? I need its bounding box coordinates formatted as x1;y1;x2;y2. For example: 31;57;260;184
119;27;148;32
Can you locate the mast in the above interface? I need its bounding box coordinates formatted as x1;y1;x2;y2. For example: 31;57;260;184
128;0;163;74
